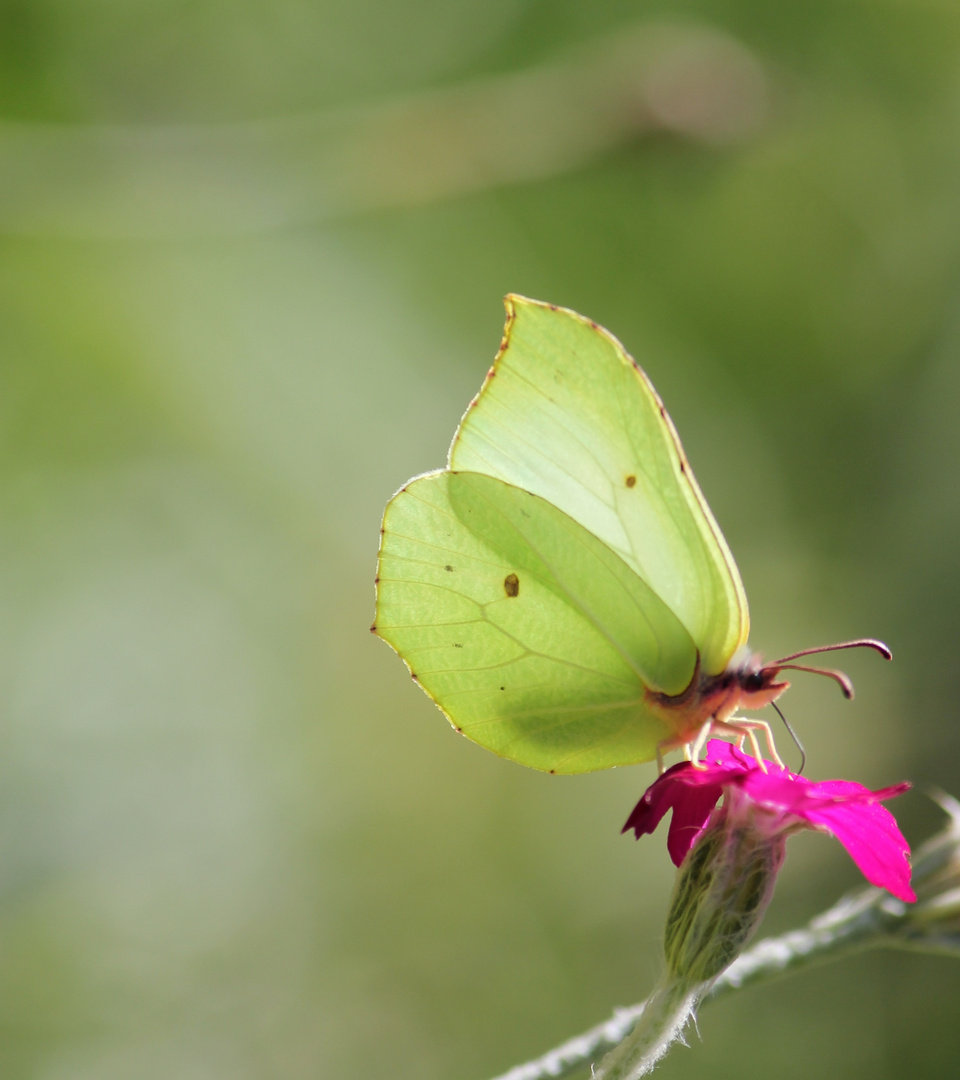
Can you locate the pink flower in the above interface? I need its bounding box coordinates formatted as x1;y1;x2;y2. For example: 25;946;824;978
624;739;915;903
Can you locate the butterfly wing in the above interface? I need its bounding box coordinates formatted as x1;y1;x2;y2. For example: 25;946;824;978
374;470;697;773
449;296;749;676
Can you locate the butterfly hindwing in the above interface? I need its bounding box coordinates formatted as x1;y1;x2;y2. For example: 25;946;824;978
374;470;697;773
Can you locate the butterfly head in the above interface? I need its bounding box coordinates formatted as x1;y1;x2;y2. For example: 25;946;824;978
733;652;791;710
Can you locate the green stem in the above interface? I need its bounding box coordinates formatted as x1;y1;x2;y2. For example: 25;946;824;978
590;978;699;1080
484;890;889;1080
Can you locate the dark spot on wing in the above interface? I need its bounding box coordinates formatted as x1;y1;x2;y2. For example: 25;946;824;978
411;673;418;681
370;624;377;633
588;320;599;330
679;461;687;474
504;573;520;597
499;686;505;691
374;576;379;583
444;564;454;572
549;769;556;775
453;643;463;648
625;475;636;488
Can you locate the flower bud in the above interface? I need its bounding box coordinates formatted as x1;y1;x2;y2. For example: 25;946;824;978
663;793;785;986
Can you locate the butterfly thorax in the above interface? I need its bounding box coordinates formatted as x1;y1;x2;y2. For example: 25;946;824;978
646;648;789;744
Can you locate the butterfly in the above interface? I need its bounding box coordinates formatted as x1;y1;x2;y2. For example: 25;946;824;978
372;296;889;775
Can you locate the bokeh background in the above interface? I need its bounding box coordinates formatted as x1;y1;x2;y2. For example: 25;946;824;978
1;2;959;1078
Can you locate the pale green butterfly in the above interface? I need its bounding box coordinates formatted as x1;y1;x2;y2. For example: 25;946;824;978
373;296;889;774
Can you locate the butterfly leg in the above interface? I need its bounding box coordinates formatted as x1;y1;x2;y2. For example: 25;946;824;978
655;731;703;774
710;718;767;771
737;718;784;768
717;717;785;769
751;718;785;767
687;718;715;767
742;726;766;771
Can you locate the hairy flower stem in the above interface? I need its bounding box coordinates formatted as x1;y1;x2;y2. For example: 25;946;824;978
487;872;960;1080
485;911;880;1080
591;978;698;1080
591;801;784;1080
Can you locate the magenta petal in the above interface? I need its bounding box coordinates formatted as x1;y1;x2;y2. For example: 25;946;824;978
808;798;915;902
810;779;911;803
622;764;684;840
666;782;724;866
738;769;914;900
701;739;754;768
623;738;914;900
623;759;727;865
738;770;813;812
806;778;884;800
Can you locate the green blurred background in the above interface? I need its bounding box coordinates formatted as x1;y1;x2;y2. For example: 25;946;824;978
1;1;959;1077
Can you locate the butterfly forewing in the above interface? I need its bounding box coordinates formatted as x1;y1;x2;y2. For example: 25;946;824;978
374;470;697;773
449;296;749;676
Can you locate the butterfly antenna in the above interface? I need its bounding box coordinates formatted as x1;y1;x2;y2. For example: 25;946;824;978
772;638;892;664
770;700;805;775
773;663;856;700
766;639;890;701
